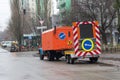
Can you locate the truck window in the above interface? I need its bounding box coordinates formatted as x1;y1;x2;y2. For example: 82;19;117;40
79;24;93;39
68;31;71;37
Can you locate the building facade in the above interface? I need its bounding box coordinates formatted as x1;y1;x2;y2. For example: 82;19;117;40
36;0;52;29
56;0;71;25
28;0;36;19
19;0;36;19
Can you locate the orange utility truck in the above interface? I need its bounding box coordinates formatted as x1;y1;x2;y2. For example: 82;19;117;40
39;21;101;64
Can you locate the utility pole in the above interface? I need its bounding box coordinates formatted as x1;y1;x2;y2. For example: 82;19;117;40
115;0;120;33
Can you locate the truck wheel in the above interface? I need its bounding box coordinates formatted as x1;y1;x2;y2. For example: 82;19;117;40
66;55;75;64
47;52;51;61
40;54;44;60
89;57;98;63
56;56;59;61
47;51;54;61
70;58;75;64
55;52;63;61
66;55;70;64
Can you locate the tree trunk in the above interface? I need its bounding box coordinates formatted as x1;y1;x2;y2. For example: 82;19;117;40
101;31;108;51
101;32;107;44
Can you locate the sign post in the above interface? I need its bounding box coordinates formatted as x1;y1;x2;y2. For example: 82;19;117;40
36;26;47;32
36;26;47;47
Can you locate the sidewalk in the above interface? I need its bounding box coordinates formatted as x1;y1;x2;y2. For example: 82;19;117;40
11;51;39;57
100;52;120;61
99;52;120;67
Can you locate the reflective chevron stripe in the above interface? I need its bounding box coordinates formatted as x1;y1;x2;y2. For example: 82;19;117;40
72;21;101;57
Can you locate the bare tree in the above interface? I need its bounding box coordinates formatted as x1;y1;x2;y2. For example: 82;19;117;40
62;0;117;45
47;0;52;28
9;0;23;50
84;0;117;45
36;0;52;29
40;0;52;29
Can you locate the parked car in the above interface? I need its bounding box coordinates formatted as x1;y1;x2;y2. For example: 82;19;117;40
1;41;12;48
0;41;5;46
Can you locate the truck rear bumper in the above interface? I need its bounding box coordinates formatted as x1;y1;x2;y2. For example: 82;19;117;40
64;50;100;58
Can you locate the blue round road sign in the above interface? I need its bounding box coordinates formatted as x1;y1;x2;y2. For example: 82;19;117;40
82;39;94;51
59;32;66;40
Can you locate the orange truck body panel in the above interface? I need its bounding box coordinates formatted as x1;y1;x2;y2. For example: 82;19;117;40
42;26;73;51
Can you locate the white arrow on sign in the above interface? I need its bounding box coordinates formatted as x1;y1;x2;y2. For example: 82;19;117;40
39;20;44;25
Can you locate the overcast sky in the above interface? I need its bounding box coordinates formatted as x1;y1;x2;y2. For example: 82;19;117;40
0;0;11;31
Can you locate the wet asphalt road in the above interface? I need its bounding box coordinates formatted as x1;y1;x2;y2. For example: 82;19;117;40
0;48;120;80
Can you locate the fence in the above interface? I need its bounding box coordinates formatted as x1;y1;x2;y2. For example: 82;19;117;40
101;44;120;53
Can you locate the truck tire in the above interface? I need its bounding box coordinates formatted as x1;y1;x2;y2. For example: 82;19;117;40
56;56;59;61
47;51;55;61
70;58;75;64
66;55;75;64
55;52;63;61
40;54;44;60
89;57;98;63
47;52;51;61
66;55;70;64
